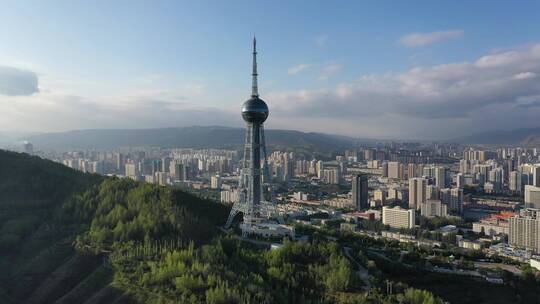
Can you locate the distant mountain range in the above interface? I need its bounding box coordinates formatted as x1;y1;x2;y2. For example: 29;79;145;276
452;127;540;145
23;126;364;153
16;125;540;151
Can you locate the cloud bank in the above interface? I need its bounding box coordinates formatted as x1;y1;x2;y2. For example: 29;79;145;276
269;43;540;138
400;30;464;47
0;90;239;133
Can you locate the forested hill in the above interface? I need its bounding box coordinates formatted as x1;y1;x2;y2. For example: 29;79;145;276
0;150;103;303
0;150;230;304
0;149;102;204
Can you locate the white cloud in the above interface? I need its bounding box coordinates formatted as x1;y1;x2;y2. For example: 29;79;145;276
287;64;312;75
400;30;464;47
287;63;342;80
183;82;206;94
513;72;537;80
0;66;39;96
318;63;342;80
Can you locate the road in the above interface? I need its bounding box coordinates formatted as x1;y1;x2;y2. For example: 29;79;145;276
343;246;372;290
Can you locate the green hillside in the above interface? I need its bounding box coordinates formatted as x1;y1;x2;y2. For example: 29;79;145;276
0;150;444;304
0;150;230;304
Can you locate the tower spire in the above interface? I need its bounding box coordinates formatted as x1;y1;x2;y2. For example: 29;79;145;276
251;36;258;97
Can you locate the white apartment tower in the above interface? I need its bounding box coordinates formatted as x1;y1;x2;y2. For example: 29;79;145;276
382;206;415;229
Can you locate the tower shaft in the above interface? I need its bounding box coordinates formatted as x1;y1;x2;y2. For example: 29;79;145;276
248;122;261;210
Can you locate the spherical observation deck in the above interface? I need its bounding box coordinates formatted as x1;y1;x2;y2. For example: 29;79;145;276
241;96;269;123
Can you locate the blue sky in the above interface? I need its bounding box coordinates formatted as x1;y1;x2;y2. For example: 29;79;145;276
0;1;539;139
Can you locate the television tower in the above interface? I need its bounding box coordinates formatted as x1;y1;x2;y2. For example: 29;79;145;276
225;37;276;236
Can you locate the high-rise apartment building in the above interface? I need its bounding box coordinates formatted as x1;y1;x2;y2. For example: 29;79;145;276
152;159;162;174
90;161;104;174
388;161;404;179
488;168;504;192
504;159;515;182
364;149;374;161
420;199;448;218
211;175;222;189
125;162;138;178
282;154;294;181
438;188;463;213
509;208;540;253
426;184;439;200
534;165;540;187
316;160;324;178
435;166;447;188
161;157;171;173
321;168;341;184
509;171;522;193
463;149;487;162
408;177;427;210
423;165;435;179
407;163;419;178
308;160;317;175
456;173;464;188
381;162;389;178
459;159;469;174
525;185;540;209
115;153;125;174
450;188;463;213
155;171;168;186
373;189;386;206
352;174;369;210
295;159;308;175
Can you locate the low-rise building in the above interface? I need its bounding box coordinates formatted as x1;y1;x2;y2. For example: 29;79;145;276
530;257;540;271
458;238;482;250
243;222;295;238
472;211;514;236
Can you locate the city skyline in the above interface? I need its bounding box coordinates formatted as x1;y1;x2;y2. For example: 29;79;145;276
1;1;540;139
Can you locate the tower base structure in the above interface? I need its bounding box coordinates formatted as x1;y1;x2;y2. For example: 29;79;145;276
225;200;287;238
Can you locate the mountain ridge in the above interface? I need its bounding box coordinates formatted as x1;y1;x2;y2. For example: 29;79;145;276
451;127;540;145
22;125;365;152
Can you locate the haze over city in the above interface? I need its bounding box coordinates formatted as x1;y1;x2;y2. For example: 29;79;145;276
1;1;540;139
